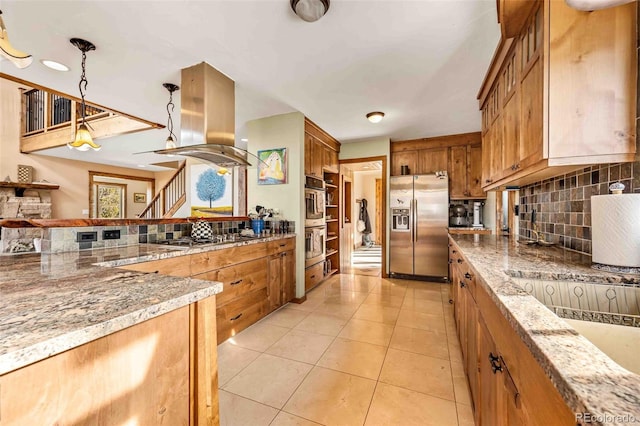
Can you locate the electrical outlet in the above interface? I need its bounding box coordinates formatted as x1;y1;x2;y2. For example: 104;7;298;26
103;230;121;240
82;209;89;215
76;232;98;242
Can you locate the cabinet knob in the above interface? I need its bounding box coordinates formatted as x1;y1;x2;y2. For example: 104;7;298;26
457;259;463;264
464;272;473;280
459;280;466;288
452;250;457;254
489;353;503;374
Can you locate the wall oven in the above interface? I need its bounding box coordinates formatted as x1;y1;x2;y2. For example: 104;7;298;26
305;226;326;267
305;175;325;227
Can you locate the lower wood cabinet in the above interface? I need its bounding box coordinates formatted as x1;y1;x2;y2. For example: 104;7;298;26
305;261;324;292
449;237;574;425
0;297;219;425
125;237;296;345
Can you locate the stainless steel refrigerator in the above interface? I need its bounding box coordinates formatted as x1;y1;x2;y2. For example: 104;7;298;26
390;173;449;281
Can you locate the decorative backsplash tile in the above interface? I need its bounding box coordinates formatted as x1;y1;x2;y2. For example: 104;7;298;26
519;161;640;255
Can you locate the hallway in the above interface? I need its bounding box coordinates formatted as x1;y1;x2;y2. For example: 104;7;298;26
217;273;474;425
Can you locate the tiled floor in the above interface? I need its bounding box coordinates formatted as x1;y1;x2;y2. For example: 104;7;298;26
217;273;475;426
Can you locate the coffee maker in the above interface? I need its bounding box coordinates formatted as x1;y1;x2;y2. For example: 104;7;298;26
472;202;484;228
449;204;468;227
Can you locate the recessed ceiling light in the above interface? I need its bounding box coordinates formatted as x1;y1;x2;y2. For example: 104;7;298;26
40;59;69;71
366;111;385;123
241;138;248;142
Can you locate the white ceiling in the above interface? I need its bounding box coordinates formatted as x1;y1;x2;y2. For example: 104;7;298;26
0;0;500;171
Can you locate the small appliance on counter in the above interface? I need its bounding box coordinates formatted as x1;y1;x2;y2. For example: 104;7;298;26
472;201;484;228
449;204;468;227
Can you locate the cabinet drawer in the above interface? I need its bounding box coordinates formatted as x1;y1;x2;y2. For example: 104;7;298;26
268;238;295;254
193;258;268;306
216;288;269;344
305;262;324;291
120;255;191;277
191;242;268;275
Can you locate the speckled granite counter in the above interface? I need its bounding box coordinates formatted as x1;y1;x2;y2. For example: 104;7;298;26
0;234;294;376
450;234;640;424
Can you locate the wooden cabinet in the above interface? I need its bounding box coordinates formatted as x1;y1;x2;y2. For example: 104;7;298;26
449;238;575;425
0;299;219;425
304;118;340;177
449;144;485;199
418;147;448;174
125;238;296;345
479;1;637;190
305;261;324;292
392;132;486;200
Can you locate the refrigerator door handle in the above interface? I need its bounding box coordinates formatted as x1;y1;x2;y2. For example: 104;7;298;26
413;198;418;242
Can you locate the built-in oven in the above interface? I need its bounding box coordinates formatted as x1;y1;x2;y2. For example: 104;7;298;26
305;175;325;227
305;226;325;267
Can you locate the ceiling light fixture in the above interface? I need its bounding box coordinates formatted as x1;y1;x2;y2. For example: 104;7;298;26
290;0;330;22
68;38;100;151
162;83;180;150
0;10;32;69
41;59;69;72
366;111;385;123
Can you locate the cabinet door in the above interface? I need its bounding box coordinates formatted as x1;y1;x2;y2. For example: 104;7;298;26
490;113;504;183
449;145;468;199
468;144;485;198
418;148;448;174
323;146;339;173
519;55;543;170
304;133;314;176
392;150;417;176
478;316;504;426
502;91;520;175
465;287;480;409
268;255;282;311
312;141;324;177
283;250;296;302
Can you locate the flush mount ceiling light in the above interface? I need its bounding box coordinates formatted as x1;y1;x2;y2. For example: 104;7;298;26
290;0;330;22
162;83;180;150
366;111;385;124
564;0;634;10
68;38;100;151
0;10;32;69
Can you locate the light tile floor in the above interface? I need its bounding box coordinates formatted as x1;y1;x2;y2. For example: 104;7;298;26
218;273;475;426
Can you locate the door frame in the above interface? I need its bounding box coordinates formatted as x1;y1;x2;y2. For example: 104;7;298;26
339;156;388;277
89;171;155;219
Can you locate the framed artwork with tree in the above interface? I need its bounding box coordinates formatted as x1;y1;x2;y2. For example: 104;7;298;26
190;164;233;216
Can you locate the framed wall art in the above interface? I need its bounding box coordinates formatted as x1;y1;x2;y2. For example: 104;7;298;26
257;148;287;185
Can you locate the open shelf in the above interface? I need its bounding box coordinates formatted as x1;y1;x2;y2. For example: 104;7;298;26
326;235;338;242
325;204;338;208
326;218;338;223
326;249;338;257
325;183;337;189
324;268;339;278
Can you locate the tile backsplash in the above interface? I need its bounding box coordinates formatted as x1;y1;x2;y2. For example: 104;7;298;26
519;161;640;255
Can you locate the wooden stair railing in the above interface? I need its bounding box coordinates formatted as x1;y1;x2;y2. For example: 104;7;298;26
139;162;186;219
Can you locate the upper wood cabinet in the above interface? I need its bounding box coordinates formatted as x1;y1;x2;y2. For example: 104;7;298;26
304;118;340;177
479;1;637;190
392;132;486;200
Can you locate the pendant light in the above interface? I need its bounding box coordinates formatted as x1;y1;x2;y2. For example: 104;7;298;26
0;10;33;69
162;83;180;149
68;38;100;151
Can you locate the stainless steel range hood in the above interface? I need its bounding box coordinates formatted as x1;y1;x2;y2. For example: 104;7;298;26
154;62;258;167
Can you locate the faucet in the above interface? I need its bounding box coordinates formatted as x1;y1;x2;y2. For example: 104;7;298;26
531;223;546;243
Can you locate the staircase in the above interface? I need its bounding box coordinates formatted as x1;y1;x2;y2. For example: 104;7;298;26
138;162;186;219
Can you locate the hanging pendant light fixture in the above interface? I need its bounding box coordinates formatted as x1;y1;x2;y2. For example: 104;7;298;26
68;38;101;151
0;10;33;69
162;83;180;150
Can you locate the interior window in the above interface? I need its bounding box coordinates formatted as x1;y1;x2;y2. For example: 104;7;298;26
96;183;126;218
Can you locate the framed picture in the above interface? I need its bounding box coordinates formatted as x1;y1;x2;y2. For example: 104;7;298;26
133;193;146;203
190;164;234;217
257;148;287;185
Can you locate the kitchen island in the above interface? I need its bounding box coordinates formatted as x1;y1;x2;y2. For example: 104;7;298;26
449;234;640;425
0;233;294;424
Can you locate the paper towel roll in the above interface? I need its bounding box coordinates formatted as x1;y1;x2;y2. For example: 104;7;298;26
591;194;640;268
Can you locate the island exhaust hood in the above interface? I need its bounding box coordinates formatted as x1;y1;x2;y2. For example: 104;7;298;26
153;62;258;168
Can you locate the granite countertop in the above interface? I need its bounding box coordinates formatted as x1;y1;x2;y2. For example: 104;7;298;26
0;234;294;376
450;234;640;425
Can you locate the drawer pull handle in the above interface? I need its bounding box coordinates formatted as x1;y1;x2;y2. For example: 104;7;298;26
311;274;316;279
230;313;243;321
230;279;243;286
448;260;453;264
280;243;286;247
489;353;503;374
464;272;472;279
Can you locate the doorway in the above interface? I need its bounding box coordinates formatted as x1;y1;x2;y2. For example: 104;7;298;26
339;157;387;277
89;171;155;219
